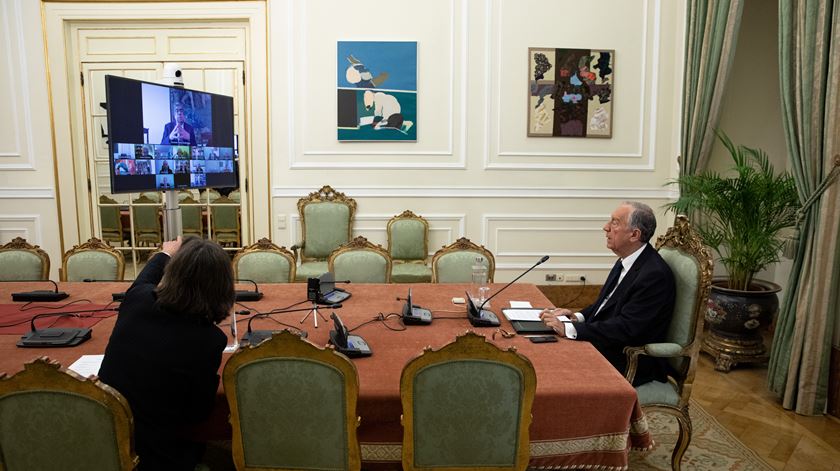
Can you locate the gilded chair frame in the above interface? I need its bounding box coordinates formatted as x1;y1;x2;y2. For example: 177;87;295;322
0;357;138;470
293;185;357;264
328;236;392;283
60;237;126;282
623;215;713;471
430;237;496;283
223;330;362;471
387;210;430;262
232;237;297;283
0;237;50;280
400;331;536;471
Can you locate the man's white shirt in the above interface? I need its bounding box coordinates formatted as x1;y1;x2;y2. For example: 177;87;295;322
562;244;648;339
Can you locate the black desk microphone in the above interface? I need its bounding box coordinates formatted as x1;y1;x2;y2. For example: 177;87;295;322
239;305;341;346
82;278;130;302
17;307;117;348
7;280;69;302
467;255;550;327
234;279;263;301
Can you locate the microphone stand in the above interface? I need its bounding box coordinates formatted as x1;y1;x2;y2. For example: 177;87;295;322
300;301;330;328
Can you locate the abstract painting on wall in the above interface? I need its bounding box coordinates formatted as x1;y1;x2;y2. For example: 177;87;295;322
337;41;417;142
527;47;614;138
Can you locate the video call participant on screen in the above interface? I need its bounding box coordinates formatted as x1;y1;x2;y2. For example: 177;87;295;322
540;201;676;386
98;236;234;470
159;161;173;174
161;102;197;146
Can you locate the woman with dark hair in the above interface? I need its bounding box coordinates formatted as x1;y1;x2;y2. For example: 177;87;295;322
99;236;234;470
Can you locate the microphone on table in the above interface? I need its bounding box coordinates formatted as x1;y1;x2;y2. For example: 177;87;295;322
17;307;118;348
307;272;352;305
396;287;432;325
240;304;343;346
82;278;130;302
7;279;69;302
234;279;263;302
467;255;550;327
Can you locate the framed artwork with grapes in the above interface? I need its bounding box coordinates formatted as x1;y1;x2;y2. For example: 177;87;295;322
527;47;614;138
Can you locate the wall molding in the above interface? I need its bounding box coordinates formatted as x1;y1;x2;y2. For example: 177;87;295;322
272;185;677;199
0;188;56;199
289;0;468;168
0;0;36;171
485;0;662;170
0;214;42;245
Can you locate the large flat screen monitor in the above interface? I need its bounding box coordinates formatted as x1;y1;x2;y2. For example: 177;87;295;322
105;75;238;194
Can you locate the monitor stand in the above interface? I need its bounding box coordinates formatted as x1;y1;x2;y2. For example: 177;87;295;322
162;189;182;240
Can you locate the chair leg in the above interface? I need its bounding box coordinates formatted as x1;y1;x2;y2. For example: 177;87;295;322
671;408;692;471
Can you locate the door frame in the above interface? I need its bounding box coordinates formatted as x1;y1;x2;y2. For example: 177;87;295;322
42;1;269;255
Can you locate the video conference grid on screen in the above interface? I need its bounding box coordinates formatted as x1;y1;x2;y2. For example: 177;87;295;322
106;75;237;194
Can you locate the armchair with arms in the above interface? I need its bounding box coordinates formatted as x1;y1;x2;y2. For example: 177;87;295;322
623;215;714;471
0;357;138;470
291;185;357;281
223;330;361;471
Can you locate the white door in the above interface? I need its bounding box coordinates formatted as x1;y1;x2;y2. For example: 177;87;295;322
81;62;248;278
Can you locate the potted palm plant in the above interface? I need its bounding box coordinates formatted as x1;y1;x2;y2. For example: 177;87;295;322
667;130;800;371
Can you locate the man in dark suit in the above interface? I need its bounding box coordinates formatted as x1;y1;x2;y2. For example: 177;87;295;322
161;102;197;146
541;201;675;385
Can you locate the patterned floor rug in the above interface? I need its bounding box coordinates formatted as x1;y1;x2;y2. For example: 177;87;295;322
629;399;774;470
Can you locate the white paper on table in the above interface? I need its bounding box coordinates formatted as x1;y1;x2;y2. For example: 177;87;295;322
68;354;104;378
509;301;533;308
501;308;544;322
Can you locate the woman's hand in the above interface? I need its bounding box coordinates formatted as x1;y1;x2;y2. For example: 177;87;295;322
161;236;183;257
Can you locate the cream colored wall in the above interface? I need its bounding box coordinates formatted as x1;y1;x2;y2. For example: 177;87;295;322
0;0;685;284
268;0;686;283
0;0;63;279
708;0;792;294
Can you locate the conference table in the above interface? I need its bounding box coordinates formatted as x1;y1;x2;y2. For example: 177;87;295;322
0;281;651;469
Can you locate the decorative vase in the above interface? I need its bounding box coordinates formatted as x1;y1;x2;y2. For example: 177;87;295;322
701;277;781;371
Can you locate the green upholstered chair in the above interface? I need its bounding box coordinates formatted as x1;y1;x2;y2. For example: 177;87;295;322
387;210;432;283
291;185;357;281
60;237;125;282
211;195;241;247
400;331;536;471
328;236;392;284
139;191;161;203
177;190;196;202
0;237;50;281
233;238;297;283
0;357;138;470
623;216;714;471
207;189;222;203
180;195;204;238
99;195;126;246
229;189;241;203
223;330;361;471
131;194;162;247
430;237;495;283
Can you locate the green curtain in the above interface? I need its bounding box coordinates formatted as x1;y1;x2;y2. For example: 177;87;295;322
768;0;839;415
681;0;745;177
